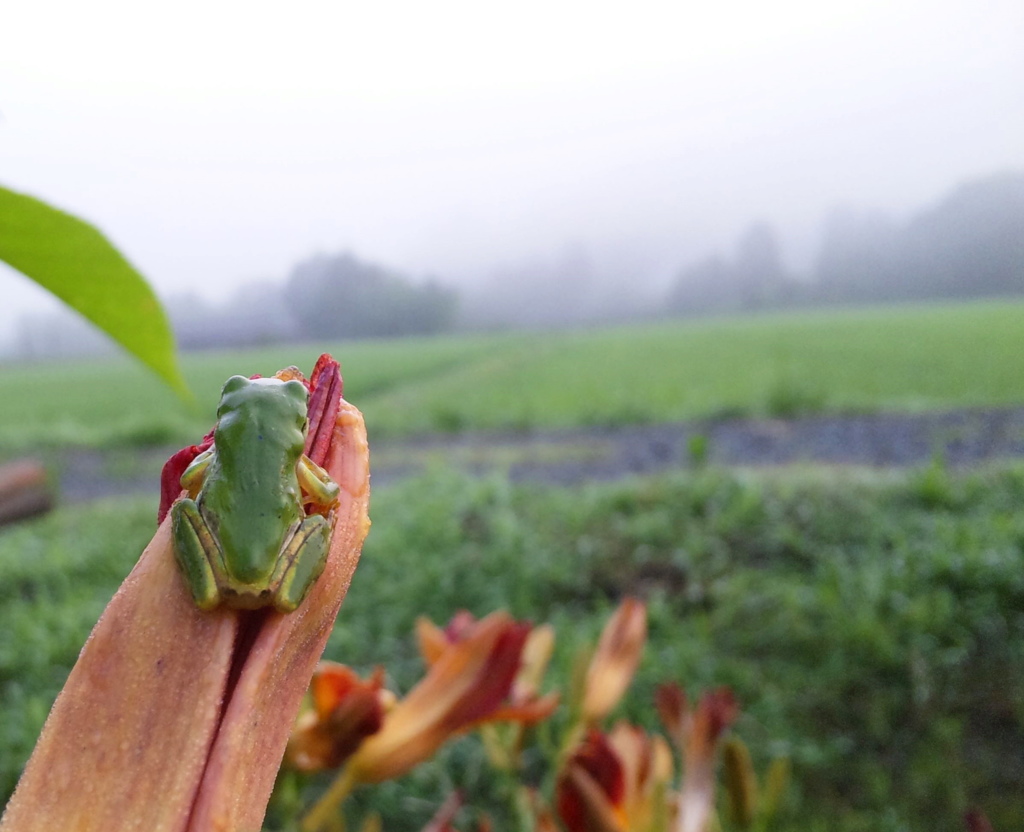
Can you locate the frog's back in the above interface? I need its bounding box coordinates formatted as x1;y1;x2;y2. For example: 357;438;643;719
203;376;309;584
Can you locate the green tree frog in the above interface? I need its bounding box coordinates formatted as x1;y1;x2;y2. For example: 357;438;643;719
171;374;340;612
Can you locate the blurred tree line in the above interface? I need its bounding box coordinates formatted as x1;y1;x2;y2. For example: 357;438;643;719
167;254;458;351
8;170;1023;358
815;171;1024;303
667;171;1024;316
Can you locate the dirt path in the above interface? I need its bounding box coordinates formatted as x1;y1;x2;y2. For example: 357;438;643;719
369;405;1024;486
54;406;1024;503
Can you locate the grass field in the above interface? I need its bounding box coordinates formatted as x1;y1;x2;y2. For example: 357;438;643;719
0;299;1023;452
1;465;1022;831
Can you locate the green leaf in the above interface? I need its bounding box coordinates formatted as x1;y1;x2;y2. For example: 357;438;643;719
0;185;191;401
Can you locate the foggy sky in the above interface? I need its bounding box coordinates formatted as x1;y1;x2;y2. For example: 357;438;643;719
2;0;1022;345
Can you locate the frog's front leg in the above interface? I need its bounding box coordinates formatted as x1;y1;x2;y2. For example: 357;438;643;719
179;447;215;500
171;499;224;611
270;514;332;613
297;454;341;516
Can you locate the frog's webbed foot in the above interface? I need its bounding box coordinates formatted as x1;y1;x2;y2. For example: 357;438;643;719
297;454;341;517
271;514;332;613
171;499;223;611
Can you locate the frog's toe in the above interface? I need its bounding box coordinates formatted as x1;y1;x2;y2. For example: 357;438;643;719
273;515;331;612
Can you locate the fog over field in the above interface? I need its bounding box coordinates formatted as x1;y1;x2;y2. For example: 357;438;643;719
2;0;1023;350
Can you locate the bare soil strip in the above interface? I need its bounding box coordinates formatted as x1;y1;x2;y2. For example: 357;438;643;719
372;405;1024;485
54;406;1024;503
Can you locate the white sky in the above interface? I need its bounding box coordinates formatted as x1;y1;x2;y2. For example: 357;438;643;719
2;0;1023;341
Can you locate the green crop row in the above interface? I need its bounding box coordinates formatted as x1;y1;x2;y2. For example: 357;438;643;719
0;299;1023;453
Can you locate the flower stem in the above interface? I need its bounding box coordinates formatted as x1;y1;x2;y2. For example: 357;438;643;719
302;764;358;832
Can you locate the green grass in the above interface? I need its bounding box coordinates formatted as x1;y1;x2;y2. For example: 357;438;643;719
0;335;504;451
0;499;155;797
3;465;1022;831
1;300;1023;452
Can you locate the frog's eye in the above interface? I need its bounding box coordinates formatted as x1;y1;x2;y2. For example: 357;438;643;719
222;375;250;395
281;379;309;407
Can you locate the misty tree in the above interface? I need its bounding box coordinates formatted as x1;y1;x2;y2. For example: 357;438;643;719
15;308;117;360
734;221;787;309
168;284;301;350
667;221;792;316
815;172;1024;303
666;255;737;316
464;246;621;329
286;252;458;339
898;172;1024;298
814;209;901;301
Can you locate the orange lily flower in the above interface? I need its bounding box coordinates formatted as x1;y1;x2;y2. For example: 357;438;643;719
656;683;739;832
417;609;476;663
654;680;689;751
417;609;479;661
558;729;625;832
609;723;674;831
556;723;673;832
350;611;558;784
419;612;559;771
303;612;558;831
418;612;557;706
581;597;647;723
286;662;391;771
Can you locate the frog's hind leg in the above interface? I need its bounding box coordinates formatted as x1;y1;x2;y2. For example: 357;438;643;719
170;499;223;610
271;514;332;613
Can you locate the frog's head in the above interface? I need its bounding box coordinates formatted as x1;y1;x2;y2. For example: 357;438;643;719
216;376;309;431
